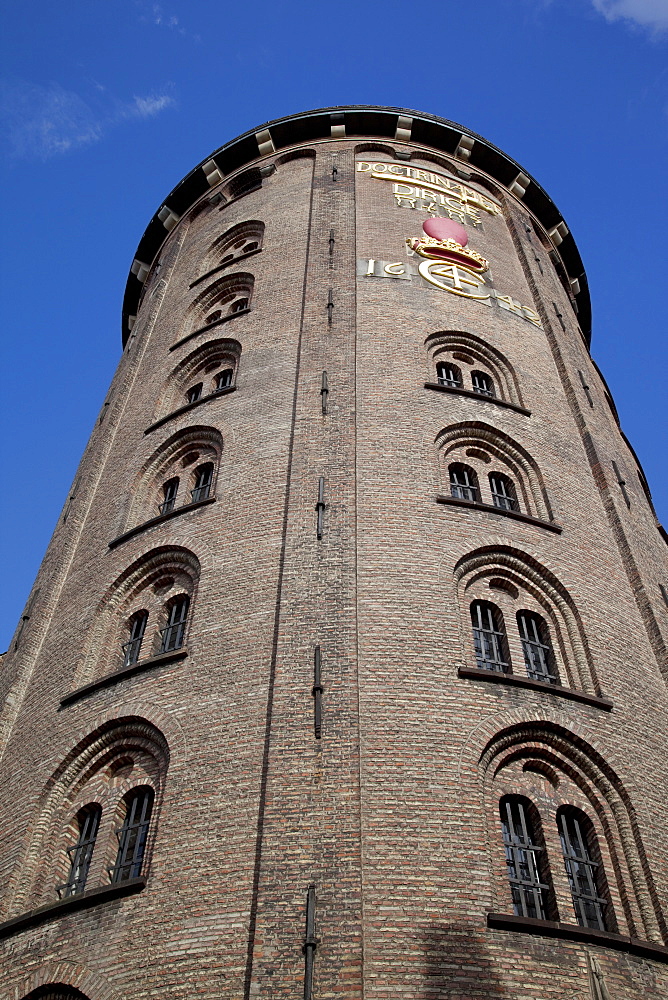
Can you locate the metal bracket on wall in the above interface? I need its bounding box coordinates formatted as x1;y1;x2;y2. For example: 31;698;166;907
316;477;326;539
303;884;318;1000
321;371;329;415
329;228;335;257
331;159;338;182
612;460;631;508
327;289;334;325
552;301;566;331
312;646;323;739
577;370;594;408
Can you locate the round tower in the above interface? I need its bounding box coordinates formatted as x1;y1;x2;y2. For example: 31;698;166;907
1;106;667;1000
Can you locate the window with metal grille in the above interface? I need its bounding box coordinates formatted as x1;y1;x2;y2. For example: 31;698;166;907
191;463;213;503
214;368;234;391
159;595;189;653
500;796;552;920
436;361;462;388
470;600;510;672
122;610;148;667
108;786;154;884
489;472;518;511
230;297;248;313
56;804;101;898
186;382;203;404
471;370;495;396
449;463;479;502
159;477;179;515
517;611;558;684
558;808;608;930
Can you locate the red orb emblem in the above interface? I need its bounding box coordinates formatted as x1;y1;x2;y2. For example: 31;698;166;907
422;217;468;247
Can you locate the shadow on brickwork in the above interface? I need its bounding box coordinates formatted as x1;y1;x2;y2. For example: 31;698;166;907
421;924;506;999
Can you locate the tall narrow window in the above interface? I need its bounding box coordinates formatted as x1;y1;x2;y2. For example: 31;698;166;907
122;610;149;667
489;472;518;512
160;595;189;652
449;463;479;502
499;797;552;920
558;809;608;931
191;463;214;503
160;477;179;515
186;382;203;404
109;787;154;883
214;368;233;391
436;361;462;388
517;611;557;684
57;804;102;898
470;600;510;673
471;370;495;397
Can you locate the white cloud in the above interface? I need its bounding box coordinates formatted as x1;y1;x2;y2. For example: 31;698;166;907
591;0;668;32
0;80;176;161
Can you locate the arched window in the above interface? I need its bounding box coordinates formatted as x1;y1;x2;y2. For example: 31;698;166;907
230;297;249;313
186;382;203;404
207;220;264;272
56;804;102;898
489;472;517;512
109;786;154;883
214;367;234;391
160;477;179;515
122;610;149;667
499;797;553;920
436;361;462;388
160;595;189;653
517;610;557;684
449;463;479;502
470;600;509;673
557;808;608;931
471;370;495;397
22;989;91;1000
191;462;214;503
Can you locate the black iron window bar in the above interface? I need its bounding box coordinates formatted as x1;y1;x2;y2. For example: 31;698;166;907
501;798;550;921
558;812;607;931
160;598;189;654
489;474;518;512
108;788;153;884
471;601;510;673
518;611;557;684
56;806;101;898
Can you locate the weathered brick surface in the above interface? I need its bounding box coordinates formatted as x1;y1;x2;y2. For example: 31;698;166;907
0;121;666;999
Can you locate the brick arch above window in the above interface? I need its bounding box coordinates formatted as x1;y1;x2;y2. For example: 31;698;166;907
454;545;598;697
425;330;525;409
435;420;552;521
479;719;666;943
3;716;169;921
154;338;241;424
185;271;254;338
206;220;264;273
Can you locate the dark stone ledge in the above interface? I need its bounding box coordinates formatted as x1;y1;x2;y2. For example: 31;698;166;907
108;497;216;548
189;247;262;288
424;381;531;415
60;648;188;707
487;912;668;963
169;309;250;352
0;878;146;941
458;666;613;711
436;494;562;534
144;388;236;434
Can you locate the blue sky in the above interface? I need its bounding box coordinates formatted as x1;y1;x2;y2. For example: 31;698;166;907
1;0;667;648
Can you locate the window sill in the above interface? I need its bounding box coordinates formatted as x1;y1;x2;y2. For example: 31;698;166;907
458;666;613;711
108;497;216;548
170;309;250;352
436;494;562;534
424;382;531;416
144;387;236;435
0;877;146;941
60;648;188;707
487;912;668;964
189;247;262;288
